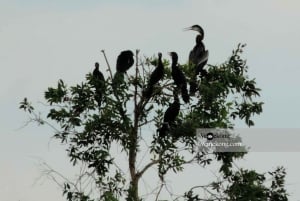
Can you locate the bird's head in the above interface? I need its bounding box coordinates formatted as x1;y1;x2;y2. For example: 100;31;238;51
119;50;134;61
95;62;99;69
184;24;204;38
158;52;162;59
123;50;134;57
168;52;178;63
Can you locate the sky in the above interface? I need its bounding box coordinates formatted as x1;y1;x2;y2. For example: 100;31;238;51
1;0;300;200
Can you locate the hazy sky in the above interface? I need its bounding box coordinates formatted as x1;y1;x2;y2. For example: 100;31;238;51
1;0;300;200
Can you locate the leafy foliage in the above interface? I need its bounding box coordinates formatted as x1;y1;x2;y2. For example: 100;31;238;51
19;45;288;201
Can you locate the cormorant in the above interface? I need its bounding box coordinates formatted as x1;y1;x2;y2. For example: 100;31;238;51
184;25;209;94
169;52;189;103
143;52;164;99
112;50;134;92
93;62;105;82
92;62;105;107
116;50;134;73
158;94;180;137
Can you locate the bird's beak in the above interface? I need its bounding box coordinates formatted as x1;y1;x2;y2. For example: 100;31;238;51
183;26;192;31
167;52;172;56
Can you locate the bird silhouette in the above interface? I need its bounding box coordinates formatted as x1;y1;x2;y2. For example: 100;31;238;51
143;52;164;99
116;50;134;73
184;25;209;94
112;50;134;92
93;62;105;81
158;93;180;137
92;62;105;107
169;52;189;103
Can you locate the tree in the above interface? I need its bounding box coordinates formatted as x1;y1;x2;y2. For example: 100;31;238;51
20;44;288;201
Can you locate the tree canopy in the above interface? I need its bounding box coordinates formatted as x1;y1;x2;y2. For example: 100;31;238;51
20;43;288;201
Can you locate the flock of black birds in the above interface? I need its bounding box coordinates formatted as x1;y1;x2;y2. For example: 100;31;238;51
90;25;209;138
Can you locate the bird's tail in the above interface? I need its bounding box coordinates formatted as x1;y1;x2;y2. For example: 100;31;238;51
181;85;190;103
189;80;197;96
158;123;169;138
94;90;102;107
112;72;125;92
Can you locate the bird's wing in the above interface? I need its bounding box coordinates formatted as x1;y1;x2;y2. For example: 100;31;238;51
197;50;209;66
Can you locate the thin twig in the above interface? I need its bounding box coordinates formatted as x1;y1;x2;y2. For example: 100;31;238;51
138;118;156;127
101;50;113;79
154;182;164;201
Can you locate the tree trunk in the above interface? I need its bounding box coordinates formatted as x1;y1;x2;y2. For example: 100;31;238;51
128;127;139;200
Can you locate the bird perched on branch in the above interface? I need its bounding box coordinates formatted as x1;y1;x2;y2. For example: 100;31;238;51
112;50;134;92
184;25;208;73
116;50;134;73
169;52;189;103
158;93;180;137
143;52;164;99
184;25;209;94
93;62;105;81
92;62;105;107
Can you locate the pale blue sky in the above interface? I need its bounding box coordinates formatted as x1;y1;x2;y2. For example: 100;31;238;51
1;0;300;200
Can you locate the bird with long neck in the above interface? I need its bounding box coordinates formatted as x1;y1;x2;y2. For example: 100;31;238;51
143;52;164;99
169;52;189;103
184;25;209;94
184;25;208;69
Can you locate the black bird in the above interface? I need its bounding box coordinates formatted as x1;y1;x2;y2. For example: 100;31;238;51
184;25;209;94
92;62;105;107
169;52;189;103
158;94;180;137
93;62;105;82
116;50;134;73
112;50;133;92
184;25;207;70
143;52;164;99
